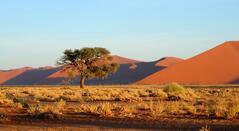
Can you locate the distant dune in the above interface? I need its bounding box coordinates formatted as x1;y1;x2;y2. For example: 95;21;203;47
155;57;183;67
0;67;32;84
137;41;239;85
1;55;181;85
4;67;60;85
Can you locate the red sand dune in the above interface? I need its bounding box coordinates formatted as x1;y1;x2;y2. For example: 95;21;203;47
47;69;67;79
137;41;239;85
0;55;183;85
0;67;32;84
155;57;183;67
3;67;60;85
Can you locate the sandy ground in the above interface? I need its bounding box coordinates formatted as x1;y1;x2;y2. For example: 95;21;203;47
0;116;239;131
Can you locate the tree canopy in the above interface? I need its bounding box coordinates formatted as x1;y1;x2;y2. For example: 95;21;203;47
57;47;120;88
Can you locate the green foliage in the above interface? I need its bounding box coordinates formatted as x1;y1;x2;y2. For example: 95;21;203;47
57;47;120;87
163;83;185;93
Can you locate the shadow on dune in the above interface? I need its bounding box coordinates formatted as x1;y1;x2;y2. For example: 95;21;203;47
2;62;165;85
3;68;60;85
37;62;165;85
229;78;239;84
79;62;164;85
39;77;66;85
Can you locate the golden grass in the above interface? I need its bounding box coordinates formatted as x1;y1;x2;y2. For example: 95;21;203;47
1;84;239;120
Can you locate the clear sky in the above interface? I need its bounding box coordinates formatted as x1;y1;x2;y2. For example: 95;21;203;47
1;0;239;70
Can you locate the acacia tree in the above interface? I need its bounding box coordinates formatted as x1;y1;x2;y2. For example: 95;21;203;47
57;47;120;88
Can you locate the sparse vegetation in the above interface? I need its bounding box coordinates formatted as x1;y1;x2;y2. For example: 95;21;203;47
27;99;66;119
207;98;239;119
0;84;239;130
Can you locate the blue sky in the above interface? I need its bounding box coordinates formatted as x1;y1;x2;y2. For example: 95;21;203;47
1;0;239;69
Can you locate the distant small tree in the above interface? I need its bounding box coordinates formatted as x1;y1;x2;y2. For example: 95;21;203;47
57;47;120;88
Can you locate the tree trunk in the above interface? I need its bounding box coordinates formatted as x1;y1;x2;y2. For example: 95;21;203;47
80;77;85;88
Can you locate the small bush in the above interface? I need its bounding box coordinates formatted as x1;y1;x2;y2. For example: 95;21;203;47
163;83;185;93
163;83;198;101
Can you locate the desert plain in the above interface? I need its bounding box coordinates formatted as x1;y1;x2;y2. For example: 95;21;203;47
0;84;239;130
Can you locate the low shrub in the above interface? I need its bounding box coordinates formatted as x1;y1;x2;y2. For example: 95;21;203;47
163;83;185;93
164;83;197;101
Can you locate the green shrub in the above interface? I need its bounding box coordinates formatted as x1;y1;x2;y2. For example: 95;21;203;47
163;83;185;93
163;83;197;101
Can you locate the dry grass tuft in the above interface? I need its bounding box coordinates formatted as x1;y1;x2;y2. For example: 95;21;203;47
208;97;239;119
27;99;66;119
150;101;164;117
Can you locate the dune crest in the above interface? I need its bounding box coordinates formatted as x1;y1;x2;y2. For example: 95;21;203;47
111;55;142;64
155;57;183;67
